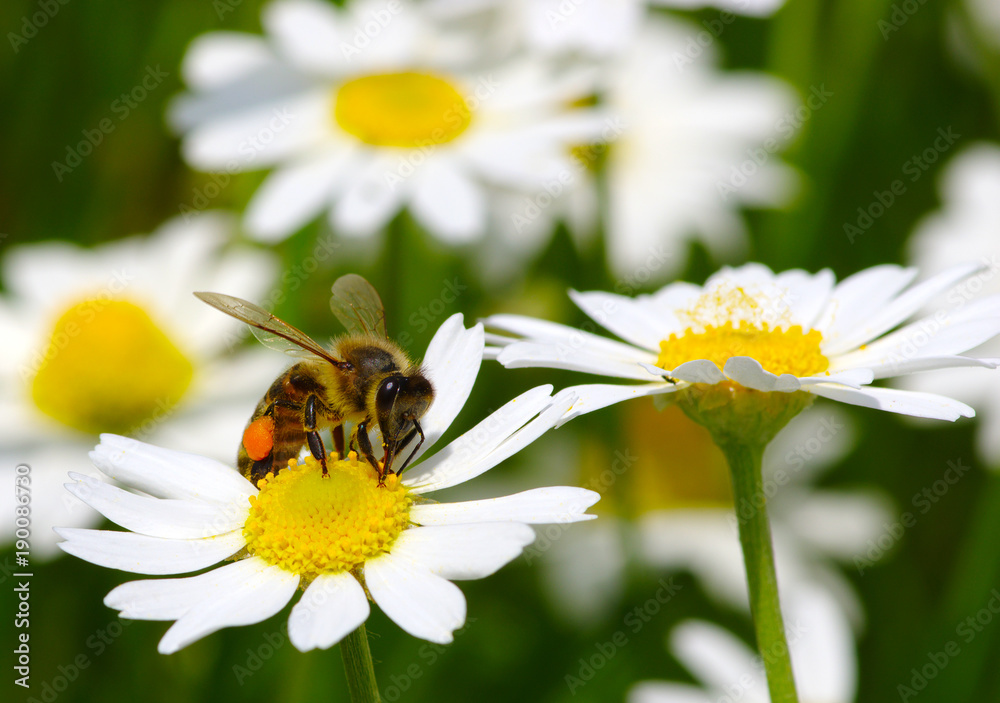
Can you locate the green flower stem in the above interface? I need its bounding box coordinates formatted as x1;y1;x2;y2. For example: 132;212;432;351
719;440;799;703
340;624;380;703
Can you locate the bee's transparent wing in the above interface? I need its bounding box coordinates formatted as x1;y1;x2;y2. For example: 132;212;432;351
194;292;346;366
330;274;388;338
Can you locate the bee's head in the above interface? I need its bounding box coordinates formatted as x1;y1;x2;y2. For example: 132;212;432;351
375;373;434;472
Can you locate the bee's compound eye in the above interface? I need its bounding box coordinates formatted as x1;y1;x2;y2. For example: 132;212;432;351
376;376;403;416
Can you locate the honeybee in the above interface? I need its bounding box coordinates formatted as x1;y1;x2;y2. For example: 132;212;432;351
195;275;434;486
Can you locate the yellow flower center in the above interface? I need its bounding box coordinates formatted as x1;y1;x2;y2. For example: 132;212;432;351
658;321;828;378
333;71;472;148
244;455;411;580
31;299;194;435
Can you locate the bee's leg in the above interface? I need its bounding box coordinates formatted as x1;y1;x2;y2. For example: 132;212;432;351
303;394;329;477
393;420;425;476
355;420;383;481
332;424;346;460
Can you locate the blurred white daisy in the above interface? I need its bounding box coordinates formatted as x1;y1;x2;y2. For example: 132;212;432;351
485;262;1000;424
0;213;283;557
56;316;599;652
897;144;1000;466
493;15;799;282
629;584;856;703
538;404;888;628
170;0;606;246
429;0;786;58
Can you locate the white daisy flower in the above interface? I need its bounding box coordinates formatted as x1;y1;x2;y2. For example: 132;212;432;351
0;213;283;558
56;315;599;653
485;262;1000;424
169;0;606;246
429;0;785;58
897;144;1000;466
496;15;799;282
537;405;889;628
629;584;856;703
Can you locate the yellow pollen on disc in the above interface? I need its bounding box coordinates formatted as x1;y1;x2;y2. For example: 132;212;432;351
658;321;829;379
333;71;472;148
31;299;194;435
244;456;411;580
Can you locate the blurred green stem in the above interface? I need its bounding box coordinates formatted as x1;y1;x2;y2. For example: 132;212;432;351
341;624;379;703
720;441;799;703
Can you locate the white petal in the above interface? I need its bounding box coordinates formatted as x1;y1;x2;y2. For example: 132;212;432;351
332;154;405;236
105;557;277;621
783;585;857;701
806;383;975;420
815;265;918;343
411;487;599;525
796;367;875;388
412;315;484;462
245;149;352;241
669;359;727;384
410;158;485;244
89;435;255;505
65;473;246;539
440;391;578;486
723;357;802;392
263;0;345;74
831;317;1000;373
569;290;669;350
391;523;535;580
288;572;370;651
483;313;655;363
181;92;326;171
786;491;893;561
823;263;986;355
554;382;678;425
670;620;764;693
55;527;245;575
865;354;998;380
158;561;299;654
775;268;835;328
497;341;662;381
181;32;275;90
403;385;553;493
629;682;714;703
365;552;466;644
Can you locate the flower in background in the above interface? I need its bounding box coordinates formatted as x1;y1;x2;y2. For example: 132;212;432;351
0;213;283;557
898;144;1000;467
536;404;888;628
491;15;799;282
170;0;606;247
429;0;786;58
486;262;1000;424
57;316;599;653
629;584;856;703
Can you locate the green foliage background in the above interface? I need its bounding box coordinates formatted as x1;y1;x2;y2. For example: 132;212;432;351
3;0;1000;701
